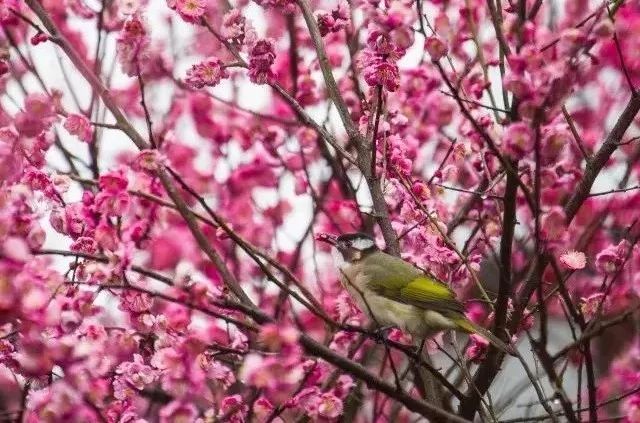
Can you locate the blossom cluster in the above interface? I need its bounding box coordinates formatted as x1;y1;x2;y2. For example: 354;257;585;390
1;0;640;421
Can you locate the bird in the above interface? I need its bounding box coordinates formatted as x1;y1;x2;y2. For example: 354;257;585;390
318;232;515;355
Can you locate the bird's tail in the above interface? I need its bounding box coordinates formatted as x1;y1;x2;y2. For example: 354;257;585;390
454;317;517;356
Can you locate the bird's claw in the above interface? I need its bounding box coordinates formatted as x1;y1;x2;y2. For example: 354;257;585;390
372;326;393;344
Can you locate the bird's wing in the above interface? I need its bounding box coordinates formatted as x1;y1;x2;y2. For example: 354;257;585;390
398;277;465;313
362;252;465;314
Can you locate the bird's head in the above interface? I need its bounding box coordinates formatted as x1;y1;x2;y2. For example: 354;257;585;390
317;232;378;262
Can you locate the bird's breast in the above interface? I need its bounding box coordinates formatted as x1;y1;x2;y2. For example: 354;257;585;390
338;262;457;337
339;263;420;331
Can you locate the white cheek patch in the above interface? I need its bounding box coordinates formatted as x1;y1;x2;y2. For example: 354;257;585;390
351;238;375;250
331;248;347;269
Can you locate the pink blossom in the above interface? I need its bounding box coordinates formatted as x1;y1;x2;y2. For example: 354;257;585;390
116;14;150;76
316;10;336;37
15;93;57;137
241;353;303;402
148;233;184;270
259;323;299;351
221;10;247;44
559;251;586;270
185;57;228;89
2;237;32;262
95;190;131;217
159;400;198;423
248;39;276;84
424;36;448;61
133;149;165;172
595;240;630;274
466;334;489;363
99;169;129;194
63;114;93;143
580;293;607;320
253;397;277;421
253;0;295;12
114;354;158;398
217;394;248;421
316;2;350;37
623;395;640;423
174;0;206;21
363;60;400;92
503;122;533;159
119;290;153;313
317;392;344;419
3;0;640;420
30;33;49;46
540;208;567;243
70;236;98;254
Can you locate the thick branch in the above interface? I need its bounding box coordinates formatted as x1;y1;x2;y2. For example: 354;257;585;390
459;160;518;419
565;93;640;221
298;335;470;423
295;0;361;142
25;0;258;309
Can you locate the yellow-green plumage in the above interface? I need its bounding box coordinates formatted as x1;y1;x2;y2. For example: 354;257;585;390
339;249;512;354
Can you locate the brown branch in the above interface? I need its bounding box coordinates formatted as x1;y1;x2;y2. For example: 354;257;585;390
459;160;519;419
434;61;536;212
294;0;400;255
562;105;591;162
552;305;640;361
25;0;260;311
67;281;257;331
565;93;640;221
446;177;489;235
286;15;299;96
295;0;361;143
298;334;470;423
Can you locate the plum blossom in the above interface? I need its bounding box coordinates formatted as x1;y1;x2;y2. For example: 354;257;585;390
133;149;165;172
116;13;150;76
258;323;299;351
503;122;533;159
580;293;607;320
114;354;158;399
424;36;448;61
2;0;640;421
596;240;631;274
248;39;276;84
241;353;304;403
159;400;198;422
185;57;228;88
14;93;58;137
290;387;344;419
64;114;93;143
217;394;248;421
167;0;206;22
466;334;489;363
315;2;350;37
559;251;587;270
221;9;247;44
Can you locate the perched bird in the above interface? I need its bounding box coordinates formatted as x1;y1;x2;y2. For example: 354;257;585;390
318;232;514;355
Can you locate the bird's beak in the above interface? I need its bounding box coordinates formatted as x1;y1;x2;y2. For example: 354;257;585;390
315;233;337;246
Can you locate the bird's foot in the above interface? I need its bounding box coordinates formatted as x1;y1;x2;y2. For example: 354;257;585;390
372;326;394;344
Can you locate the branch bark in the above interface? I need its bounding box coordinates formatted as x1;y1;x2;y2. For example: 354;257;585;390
298;335;470;423
565;92;640;221
459;160;518;419
24;0;258;309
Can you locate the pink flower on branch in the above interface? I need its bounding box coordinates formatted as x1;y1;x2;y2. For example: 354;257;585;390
63;114;93;143
3;0;640;421
559;250;587;270
248;39;276;84
185;57;229;89
167;0;207;22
